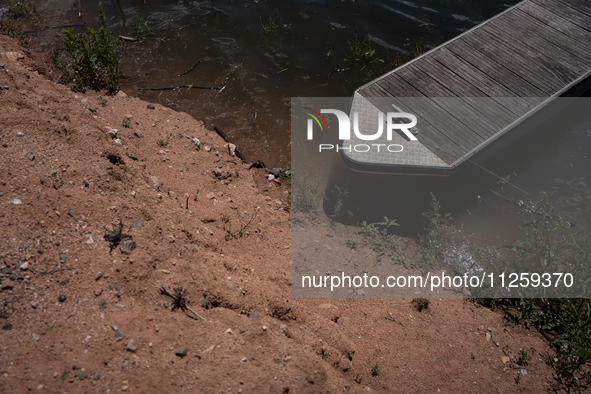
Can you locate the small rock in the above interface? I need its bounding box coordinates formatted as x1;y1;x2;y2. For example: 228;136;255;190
112;324;118;331
134;130;144;138
178;167;184;172
485;332;491;341
126;339;138;352
487;327;493;332
176;347;188;357
262;326;267;331
76;370;87;380
68;208;76;217
94;287;103;297
59;278;69;285
10;198;22;205
248;311;257;319
270;168;282;177
58;294;67;302
2;324;12;330
19;262;29;271
501;356;510;364
128;154;138;161
93;373;100;381
119;239;137;255
59;254;67;262
147;103;155;109
225;328;234;335
239;327;248;334
114;332;124;340
130;221;143;228
192;138;201;150
268;174;275;181
107;129;118;139
29;153;35;161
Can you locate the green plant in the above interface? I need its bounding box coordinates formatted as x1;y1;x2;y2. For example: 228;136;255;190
418;192;453;268
292;171;323;213
260;16;278;38
283;23;292;35
515;371;522;384
354;374;363;384
345;27;380;68
412;38;426;58
132;12;152;37
157;139;168;147
327;184;355;221
122;119;131;128
345;237;358;250
321;351;330;360
98;96;108;107
371;363;380;376
5;0;37;19
103;221;131;252
517;349;530;366
51;2;121;93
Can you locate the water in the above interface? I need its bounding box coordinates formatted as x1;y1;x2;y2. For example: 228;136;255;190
37;0;519;167
34;0;591;254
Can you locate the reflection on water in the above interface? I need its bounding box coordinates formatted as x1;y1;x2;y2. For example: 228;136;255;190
34;0;591;253
37;0;518;167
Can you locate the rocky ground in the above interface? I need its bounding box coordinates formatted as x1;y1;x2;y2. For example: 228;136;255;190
0;34;561;393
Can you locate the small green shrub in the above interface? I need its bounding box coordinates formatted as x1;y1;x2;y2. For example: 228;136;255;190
132;13;152;37
345;27;380;68
371;363;380;376
51;2;121;93
5;0;37;19
292;171;323;213
122;119;130;128
157;139;168;147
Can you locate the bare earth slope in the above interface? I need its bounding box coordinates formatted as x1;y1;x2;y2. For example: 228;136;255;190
0;35;557;393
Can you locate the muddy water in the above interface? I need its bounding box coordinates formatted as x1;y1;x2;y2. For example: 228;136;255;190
37;0;517;167
35;0;591;252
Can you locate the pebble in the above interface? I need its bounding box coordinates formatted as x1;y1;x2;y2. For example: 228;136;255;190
93;373;100;381
248;311;257;319
178;167;184;172
19;262;29;271
0;192;3;196
119;239;137;255
58;294;67;302
192;138;201;150
239;327;248;334
33;334;40;342
126;339;138;352
2;324;13;330
68;208;76;217
112;324;118;331
268;174;275;181
94;287;103;297
270;168;282;177
130;221;144;228
262;326;267;331
114;332;124;340
29;153;35;161
59;254;67;262
176;347;188;357
134;130;144;138
10;198;22;205
147;103;155;109
487;327;492;332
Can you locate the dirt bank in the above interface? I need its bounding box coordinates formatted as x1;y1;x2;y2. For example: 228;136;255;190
0;35;557;393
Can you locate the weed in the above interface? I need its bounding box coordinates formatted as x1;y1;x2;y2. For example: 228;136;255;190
412;38;426;58
223;212;256;241
418;192;453;270
321;351;330;360
345;237;358;250
51;2;121;93
283;23;292;35
122;119;130;128
166;95;179;110
515;371;522;384
5;0;37;19
345;27;380;68
326;183;355;222
240;306;252;314
132;13;152;38
371;363;380;376
157;139;168;147
260;16;278;38
358;217;400;258
98;96;108;107
354;374;363;384
103;221;131;252
292;171;323;213
517;349;530;366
